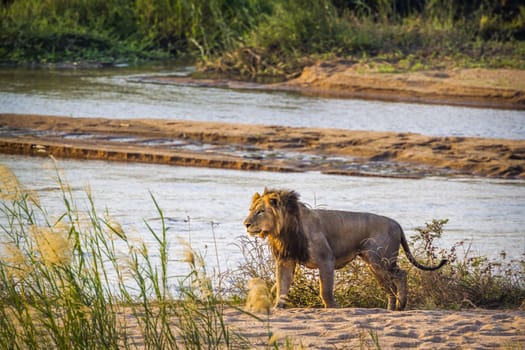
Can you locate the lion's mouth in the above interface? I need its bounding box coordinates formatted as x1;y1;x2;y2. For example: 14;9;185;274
257;231;268;239
246;228;268;239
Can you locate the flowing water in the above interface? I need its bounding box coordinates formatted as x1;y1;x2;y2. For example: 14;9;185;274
1;154;523;267
0;65;524;273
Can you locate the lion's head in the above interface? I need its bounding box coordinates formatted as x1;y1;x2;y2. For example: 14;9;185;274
243;188;298;238
243;189;308;261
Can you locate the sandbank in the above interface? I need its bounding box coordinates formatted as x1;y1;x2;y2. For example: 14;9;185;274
1;114;524;179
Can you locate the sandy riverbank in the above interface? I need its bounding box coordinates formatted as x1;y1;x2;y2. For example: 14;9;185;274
221;307;525;349
118;306;525;349
1;114;524;179
279;63;525;110
142;64;525;110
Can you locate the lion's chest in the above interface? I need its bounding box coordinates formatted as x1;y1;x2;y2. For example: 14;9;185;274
296;256;318;269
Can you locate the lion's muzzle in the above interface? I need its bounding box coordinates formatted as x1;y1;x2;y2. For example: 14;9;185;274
243;219;256;235
243;218;252;230
244;219;267;239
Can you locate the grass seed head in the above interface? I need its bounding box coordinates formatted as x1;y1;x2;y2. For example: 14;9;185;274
30;225;73;267
1;243;31;280
104;215;126;239
0;164;24;201
245;278;272;314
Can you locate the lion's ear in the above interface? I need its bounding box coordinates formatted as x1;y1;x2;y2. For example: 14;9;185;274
252;192;261;202
267;193;280;207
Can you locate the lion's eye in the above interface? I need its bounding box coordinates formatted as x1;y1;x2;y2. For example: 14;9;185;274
257;209;265;215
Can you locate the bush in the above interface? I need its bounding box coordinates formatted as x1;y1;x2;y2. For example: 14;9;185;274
1;0;524;71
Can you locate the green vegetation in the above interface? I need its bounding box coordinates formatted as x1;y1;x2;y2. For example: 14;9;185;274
0;163;524;348
1;0;524;75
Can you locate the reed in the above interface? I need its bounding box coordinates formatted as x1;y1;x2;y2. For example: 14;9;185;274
0;163;245;349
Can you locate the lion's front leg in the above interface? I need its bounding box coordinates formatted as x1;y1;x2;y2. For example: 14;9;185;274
275;259;296;308
318;261;339;308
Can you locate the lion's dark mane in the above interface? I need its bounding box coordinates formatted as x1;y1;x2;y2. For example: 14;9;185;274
267;190;309;263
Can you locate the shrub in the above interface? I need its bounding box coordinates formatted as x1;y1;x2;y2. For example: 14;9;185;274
1;0;524;71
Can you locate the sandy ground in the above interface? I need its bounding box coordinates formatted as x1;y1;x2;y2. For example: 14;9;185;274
279;63;525;110
120;306;525;349
222;307;525;349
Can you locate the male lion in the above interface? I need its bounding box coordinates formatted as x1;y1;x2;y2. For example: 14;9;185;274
243;188;447;310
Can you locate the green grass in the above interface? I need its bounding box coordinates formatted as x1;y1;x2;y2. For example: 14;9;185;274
1;0;524;74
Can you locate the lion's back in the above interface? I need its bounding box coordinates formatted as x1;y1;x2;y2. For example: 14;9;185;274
309;209;401;251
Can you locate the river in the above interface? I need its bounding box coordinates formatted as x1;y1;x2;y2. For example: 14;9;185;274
0;65;524;271
1;65;524;139
1;154;523;266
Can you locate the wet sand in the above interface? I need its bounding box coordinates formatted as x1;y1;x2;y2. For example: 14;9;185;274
1;113;524;178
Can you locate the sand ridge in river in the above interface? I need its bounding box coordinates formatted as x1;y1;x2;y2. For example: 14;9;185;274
1;113;524;179
141;65;525;110
279;63;525;110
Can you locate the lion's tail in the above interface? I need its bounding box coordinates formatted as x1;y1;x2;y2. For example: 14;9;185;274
399;225;447;271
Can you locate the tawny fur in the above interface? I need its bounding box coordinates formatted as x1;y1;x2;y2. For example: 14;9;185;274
244;188;447;310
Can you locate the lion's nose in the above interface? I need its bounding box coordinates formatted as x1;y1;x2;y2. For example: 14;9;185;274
243;219;251;228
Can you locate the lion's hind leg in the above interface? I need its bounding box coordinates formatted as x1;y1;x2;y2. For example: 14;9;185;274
377;265;407;311
392;267;407;310
361;252;405;311
371;266;398;311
